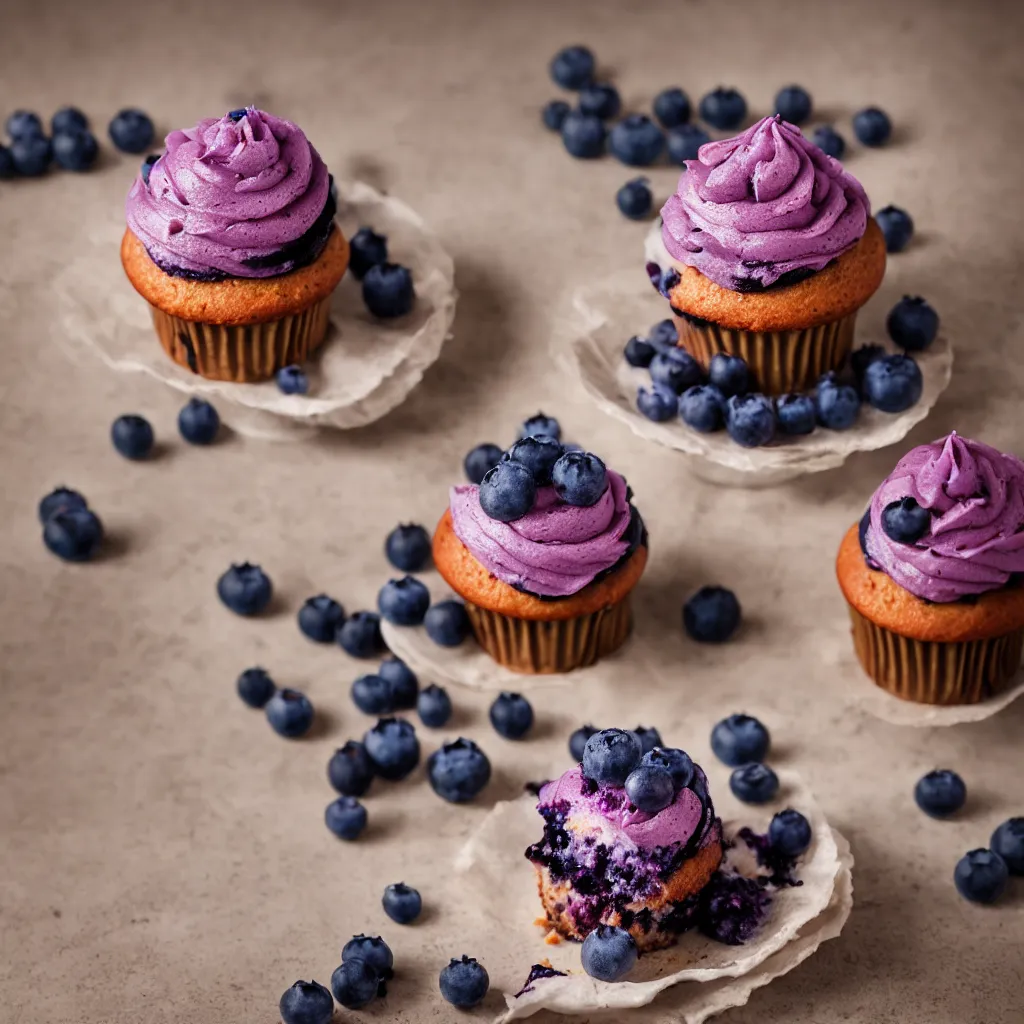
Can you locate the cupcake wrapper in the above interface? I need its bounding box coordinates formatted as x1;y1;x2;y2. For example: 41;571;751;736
149;296;333;382
464;598;633;674
848;606;1023;705
673;311;856;396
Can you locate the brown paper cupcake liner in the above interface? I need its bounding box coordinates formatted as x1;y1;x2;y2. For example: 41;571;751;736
673;311;857;396
464;597;633;674
848;606;1023;705
149;296;333;382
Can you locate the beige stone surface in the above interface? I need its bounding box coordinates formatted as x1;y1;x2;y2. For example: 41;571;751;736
1;1;1023;1022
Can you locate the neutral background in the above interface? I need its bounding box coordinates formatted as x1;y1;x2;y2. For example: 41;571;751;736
2;0;1023;1022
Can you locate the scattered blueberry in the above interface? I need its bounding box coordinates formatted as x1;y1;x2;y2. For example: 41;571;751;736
616;177;653;219
38;486;87;524
236;667;275;708
384;523;431;573
110;414;154;460
653;87;691;128
217;562;273;616
581;925;638;982
633;726;663;754
552;451;607;506
561;110;606;159
377;575;431;626
811;125;846;159
464;442;503;484
479;460;536;522
768;808;813;857
275;365;309;395
990;819;1024;875
108;108;155;153
776;394;816;435
549;45;595;90
667;124;711;163
439;956;489;1009
52;130;98;171
330;958;378;1008
489;692;534;740
43;508;103;562
383;882;422;925
423;599;471;647
427;738;492;802
504;435;563;485
337;611;385;658
362;263;415;318
542;100;571;132
708;353;749;397
579;82;621;121
625;763;675;813
569;724;599;762
325;796;368;841
11;134;52;176
637;383;679;422
725;393;775;447
882;497;931;544
863;355;923;413
298;595;346;643
710;713;768;766
875;205;914;253
351;674;394;715
650;348;703;394
648;319;678;349
51;107;89;135
364;717;420;780
609;115;664;166
379;657;418;709
417;684;453;728
816;375;861;429
853;106;892;147
0;146;14;178
177;398;220;445
642;747;695;791
265;689;315;739
582;728;643;786
279;980;334;1024
699;87;747;130
520;412;561;441
774;85;813;124
914;769;966;818
887;296;939;352
347;227;388;280
5;110;43;139
679;384;726;433
327;741;375;797
954;849;1009;904
684;586;742;644
624;335;656;367
342;935;393;979
730;763;780;804
851;344;886;388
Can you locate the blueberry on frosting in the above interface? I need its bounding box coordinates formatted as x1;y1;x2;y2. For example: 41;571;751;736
463;442;503;484
503;436;563;485
479;459;536;522
632;725;663;754
641;746;695;791
582;728;643;786
569;724;599;762
520;412;561;441
882;497;931;544
624;763;675;813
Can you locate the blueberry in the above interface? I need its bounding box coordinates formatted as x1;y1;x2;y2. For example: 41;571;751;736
853;106;892;147
11;134;52;176
378;657;418;709
479;460;536;522
217;562;273;616
52;130;98;171
0;146;14;178
279;980;335;1024
427;737;492;802
581;925;638;982
337;611;385;658
648;319;678;349
579;82;621;121
108;108;155;153
298;595;346;643
327;741;375;797
730;763;780;804
569;724;599;762
266;688;315;739
110;414;154;460
440;955;489;1009
489;692;534;740
561;110;606;159
424;600;471;647
710;713;768;765
673;384;723;433
914;769;966;818
667;124;711;164
699;87;747;130
138;152;159;184
624;335;656;367
347;227;388;280
417;683;453;728
954;849;1009;904
887;296;939;352
177;398;220;445
51;107;89;135
5;110;43;139
815;375;861;429
990;818;1024;875
875;205;914;253
850;344;886;387
38;486;88;524
362;263;415;318
276;365;309;395
542;100;571;131
351;674;394;715
504;436;563;485
685;586;742;644
633;726;663;754
650;347;703;394
725;393;775;447
637;383;679;422
609;115;664;167
642;747;696;792
882;497;931;544
520;412;561;441
708;353;749;397
377;575;431;626
324;796;368;841
552;451;607;507
383;882;422;924
43;508;103;562
582;728;643;786
768;808;813;858
384;523;431;573
236;667;275;709
624;763;675;813
330;958;378;1008
812;125;846;159
771;85;812;124
863;354;923;413
616;177;653;219
227;108;248;121
364;717;420;780
341;935;393;979
464;442;503;484
549;45;596;90
776;394;816;435
654;87;691;128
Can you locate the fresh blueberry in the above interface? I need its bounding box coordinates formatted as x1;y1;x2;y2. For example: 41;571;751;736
882;497;931;544
43;508;104;562
52;130;98;171
227;108;248;121
464;442;503;484
337;611;385;658
378;657;418;709
954;849;1009;904
108;108;154;153
439;956;489;1009
650;347;703;394
11;134;52;176
279;980;334;1024
730;763;780;804
637;383;679;422
609;115;664;166
685;586;742;644
633;726;663;754
384;523;431;572
552;451;607;507
504;436;563;485
677;384;724;433
990;819;1024;875
276;365;309;395
327;741;375;797
298;595;346;643
51;107;89;135
582;728;643;786
710;714;768;765
667;124;711;163
624;763;675;813
624;335;656;367
0;146;14;178
768;809;813;858
330;958;378;1008
177;398;220;445
654;87;691;128
648;319;678;349
362;263;415;318
561;110;606;159
347;227;388;280
579;82;621;121
217;563;273;616
110;414;154;460
427;738;492;802
341;935;393;979
38;486;88;524
914;769;966;818
351;674;394;715
816;374;861;429
489;692;534;740
5;110;43;139
709;353;749;397
569;724;599;762
325;796;368;841
850;344;886;389
417;684;453;728
875;205;914;253
364;717;420;780
383;882;422;925
542;100;571;131
581;925;638;982
773;85;812;124
549;45;596;90
424;600;471;647
236;667;275;708
642;747;696;792
853;107;892;147
886;296;939;352
616;177;653;219
726;393;776;447
776;394;816;435
699;87;747;130
812;125;846;159
265;689;315;739
377;575;431;626
479;460;536;522
520;412;561;441
863;355;923;413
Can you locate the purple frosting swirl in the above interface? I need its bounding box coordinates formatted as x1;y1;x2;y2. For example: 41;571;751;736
660;115;869;290
864;433;1024;602
125;108;331;279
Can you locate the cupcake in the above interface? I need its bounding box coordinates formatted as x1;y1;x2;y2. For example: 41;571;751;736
837;433;1024;704
649;114;886;395
432;443;647;673
121;107;349;382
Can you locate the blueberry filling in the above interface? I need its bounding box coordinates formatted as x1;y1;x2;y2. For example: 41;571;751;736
737;827;804;888
731;264;824;293
697;872;773;945
514;964;568;997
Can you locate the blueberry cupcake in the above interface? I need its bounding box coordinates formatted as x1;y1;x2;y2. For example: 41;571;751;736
121;107;348;382
432;441;648;673
648;114;885;395
837;433;1024;704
